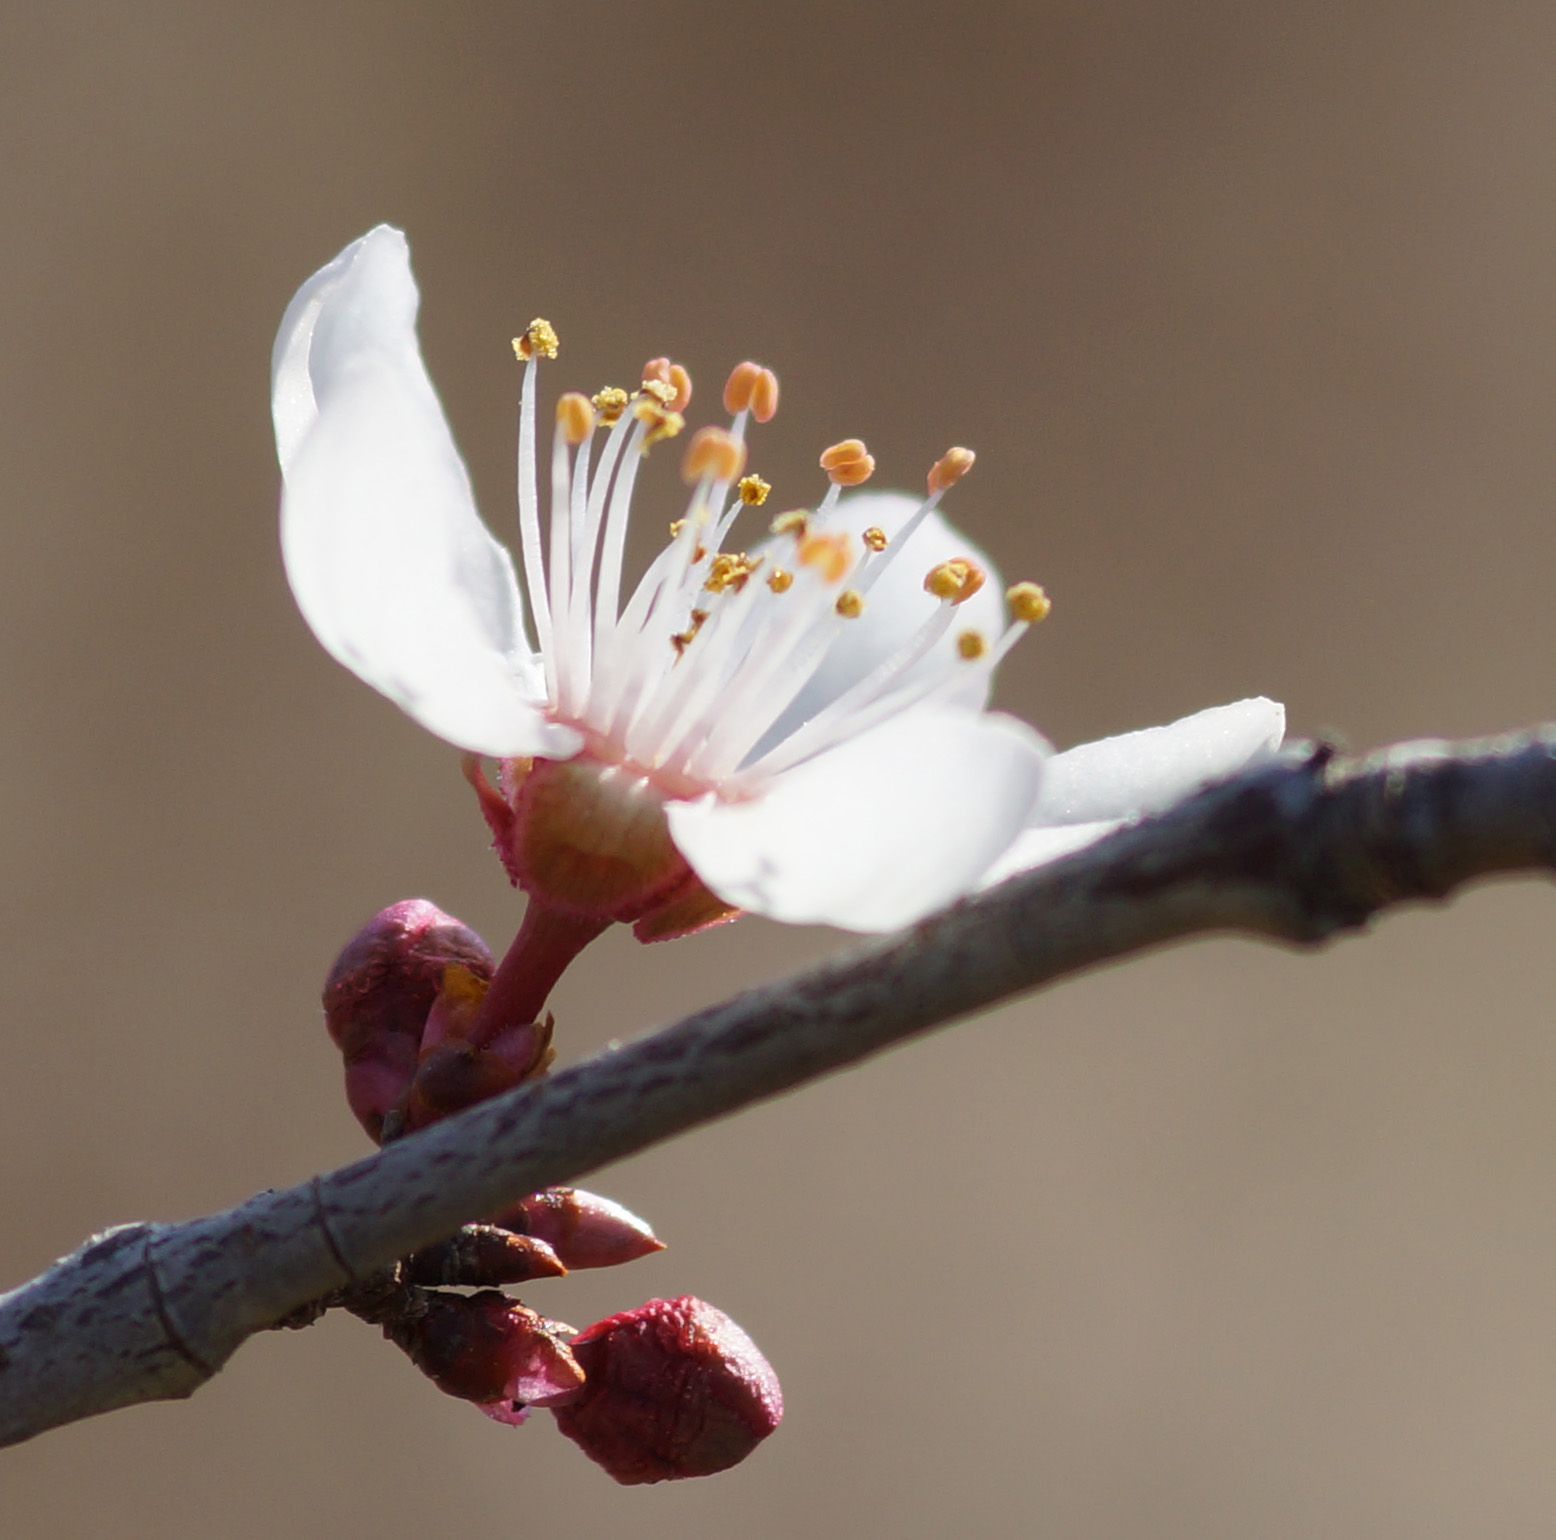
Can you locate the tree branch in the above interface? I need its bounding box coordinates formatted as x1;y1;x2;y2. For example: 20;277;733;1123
4;727;1555;1446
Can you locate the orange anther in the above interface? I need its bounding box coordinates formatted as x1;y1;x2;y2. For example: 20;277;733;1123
835;588;865;618
924;558;985;604
927;446;976;496
956;630;988;660
556;392;596;446
819;438;876;487
724;361;762;415
681;426;748;485
797;532;853;585
769;509;808;537
766;567;794;593
861;526;888;552
667;362;693;413
642;357;672;386
749;367;779;423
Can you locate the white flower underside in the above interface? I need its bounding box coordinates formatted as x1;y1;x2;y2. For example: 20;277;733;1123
274;226;1285;931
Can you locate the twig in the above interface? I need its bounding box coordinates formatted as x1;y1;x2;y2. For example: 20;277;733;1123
2;728;1554;1447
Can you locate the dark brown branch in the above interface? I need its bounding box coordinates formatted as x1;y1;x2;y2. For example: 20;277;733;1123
3;727;1554;1447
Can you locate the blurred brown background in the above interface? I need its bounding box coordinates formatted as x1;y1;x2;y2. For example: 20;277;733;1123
4;2;1556;1535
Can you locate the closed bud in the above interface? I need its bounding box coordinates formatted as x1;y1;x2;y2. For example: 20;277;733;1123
390;1290;584;1427
493;1186;666;1270
322;900;493;1143
402;1224;568;1287
552;1296;782;1483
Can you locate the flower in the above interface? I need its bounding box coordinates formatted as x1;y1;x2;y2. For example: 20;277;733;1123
274;226;1050;940
274;227;1284;957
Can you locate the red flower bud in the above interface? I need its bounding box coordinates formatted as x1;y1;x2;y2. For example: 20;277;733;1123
390;1290;584;1426
494;1187;666;1270
552;1296;782;1483
322;899;493;1142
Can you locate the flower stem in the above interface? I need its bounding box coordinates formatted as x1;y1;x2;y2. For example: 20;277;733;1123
468;902;611;1047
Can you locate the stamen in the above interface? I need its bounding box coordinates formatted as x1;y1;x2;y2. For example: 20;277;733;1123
927;446;975;495
862;526;888;552
957;630;988;660
835;588;865;618
633;397;685;449
681;426;748;485
704;552;760;593
513;319;560;362
797;532;853;585
738;474;771;506
556;392;595;446
592;386;630;423
767;567;794;593
1006;581;1052;623
923;559;986;604
724;361;762;415
770;509;808;538
642;357;693;414
819;438;875;487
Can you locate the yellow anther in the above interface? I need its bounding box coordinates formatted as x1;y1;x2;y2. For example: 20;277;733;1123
862;526;888;552
1006;581;1052;623
738;474;771;506
798;532;853;585
633;397;685;448
749;367;779;423
681;425;748;485
724;361;762;415
835;588;865;618
956;630;988;661
819;438;875;487
513;319;560;362
556;392;596;446
704;552;760;594
767;567;794;593
592;386;630;423
640;377;677;407
669;518;687;539
927;446;976;495
923;558;984;604
641;357;693;414
770;509;809;537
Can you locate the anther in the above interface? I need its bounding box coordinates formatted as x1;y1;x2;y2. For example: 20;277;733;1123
642;358;693;414
592;386;630;423
738;474;771;506
924;559;985;604
767;567;794;593
705;552;759;594
724;361;762;415
769;509;808;538
1006;582;1052;623
927;446;975;495
956;630;988;660
862;526;888;552
682;426;748;485
835;588;865;618
819;438;875;487
640;378;677;407
798;532;853;585
513;319;560;362
556;392;596;446
749;367;779;423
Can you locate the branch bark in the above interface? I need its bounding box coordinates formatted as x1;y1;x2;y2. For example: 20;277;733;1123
3;727;1555;1447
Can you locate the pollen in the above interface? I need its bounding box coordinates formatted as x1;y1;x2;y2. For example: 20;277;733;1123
928;446;976;495
513;319;560;362
641;358;693;414
819;438;876;487
633;397;685;448
862;526;888;552
592;386;630;423
924;558;985;604
1006;581;1052;623
738;474;771;506
556;392;596;445
770;509;809;538
704;552;760;593
682;425;748;485
798;531;853;584
835;588;865;618
767;567;794;593
957;630;988;660
640;377;678;407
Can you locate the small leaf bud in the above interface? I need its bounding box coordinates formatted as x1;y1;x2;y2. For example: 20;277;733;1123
493;1187;666;1270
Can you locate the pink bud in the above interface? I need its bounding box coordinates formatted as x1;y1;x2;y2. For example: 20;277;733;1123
494;1187;666;1270
391;1290;584;1426
552;1296;782;1483
322;900;493;1142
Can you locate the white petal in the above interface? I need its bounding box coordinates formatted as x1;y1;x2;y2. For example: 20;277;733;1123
976;820;1121;888
274;227;580;759
1029;697;1285;827
667;705;1047;932
750;491;1006;752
